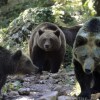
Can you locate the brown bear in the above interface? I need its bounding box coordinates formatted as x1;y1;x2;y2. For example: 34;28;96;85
72;17;100;99
60;25;82;47
0;46;38;96
29;22;66;73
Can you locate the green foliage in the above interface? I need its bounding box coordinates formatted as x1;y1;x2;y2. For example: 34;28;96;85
2;80;22;94
0;0;97;63
83;0;96;16
52;2;74;27
31;7;55;24
32;0;54;7
1;7;55;50
0;0;75;28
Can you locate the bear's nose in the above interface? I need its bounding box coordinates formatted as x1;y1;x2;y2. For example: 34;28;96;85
45;44;49;49
85;69;91;74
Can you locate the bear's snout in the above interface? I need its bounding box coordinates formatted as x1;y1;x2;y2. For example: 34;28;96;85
44;44;50;49
83;57;94;74
44;41;51;50
84;69;91;74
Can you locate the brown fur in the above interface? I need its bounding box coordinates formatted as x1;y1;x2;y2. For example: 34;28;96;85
0;46;38;96
60;25;82;47
72;17;100;99
29;22;66;73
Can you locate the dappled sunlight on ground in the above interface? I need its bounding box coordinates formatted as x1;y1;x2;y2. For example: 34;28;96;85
70;81;81;97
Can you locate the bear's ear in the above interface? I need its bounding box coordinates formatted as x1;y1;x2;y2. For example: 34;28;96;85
54;30;60;37
12;50;22;60
39;29;44;35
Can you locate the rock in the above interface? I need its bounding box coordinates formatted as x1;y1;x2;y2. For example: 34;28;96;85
53;85;72;96
58;95;76;100
39;91;58;100
40;75;49;80
91;93;100;100
67;71;75;76
23;78;31;82
39;80;47;84
5;91;19;99
30;84;51;92
53;85;62;91
51;74;60;79
48;77;55;84
42;71;50;75
15;96;34;100
23;82;30;87
3;68;76;99
18;88;30;95
8;91;18;96
53;85;65;95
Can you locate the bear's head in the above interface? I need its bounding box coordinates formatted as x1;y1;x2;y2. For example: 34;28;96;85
37;29;61;51
73;17;100;74
11;50;38;74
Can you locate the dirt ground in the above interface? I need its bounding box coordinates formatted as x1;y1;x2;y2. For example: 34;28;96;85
2;68;78;100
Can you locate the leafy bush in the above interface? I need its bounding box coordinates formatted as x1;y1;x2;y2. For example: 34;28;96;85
31;7;55;24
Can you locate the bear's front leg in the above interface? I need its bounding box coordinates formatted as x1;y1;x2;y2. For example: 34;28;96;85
73;59;93;99
91;71;100;94
50;56;62;73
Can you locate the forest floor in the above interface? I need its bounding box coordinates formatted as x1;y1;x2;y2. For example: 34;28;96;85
2;68;79;100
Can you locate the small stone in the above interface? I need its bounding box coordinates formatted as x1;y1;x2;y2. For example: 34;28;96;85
58;82;62;85
91;93;100;100
39;91;58;100
18;88;30;95
9;91;18;96
40;75;49;80
23;82;30;87
23;78;31;82
16;96;34;100
53;85;62;91
42;71;50;75
39;80;46;84
58;95;76;100
51;74;59;79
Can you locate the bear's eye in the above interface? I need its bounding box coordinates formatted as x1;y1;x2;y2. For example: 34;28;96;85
26;60;31;65
80;55;87;60
50;38;53;41
75;36;87;48
43;38;46;42
95;39;100;47
93;57;99;62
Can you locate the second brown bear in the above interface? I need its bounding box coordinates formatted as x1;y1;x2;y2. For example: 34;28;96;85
29;22;66;73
